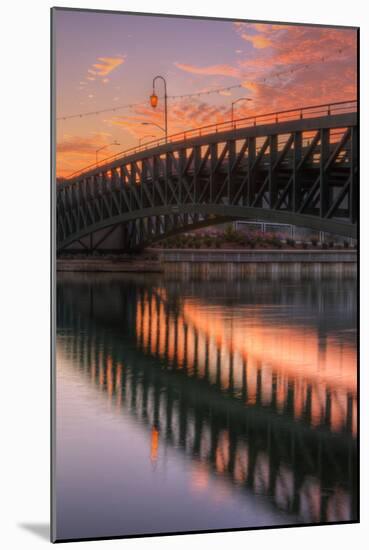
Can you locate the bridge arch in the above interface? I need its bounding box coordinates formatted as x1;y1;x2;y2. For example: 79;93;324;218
59;203;356;251
57;101;358;251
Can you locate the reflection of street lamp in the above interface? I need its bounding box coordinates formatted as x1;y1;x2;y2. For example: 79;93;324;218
141;121;165;133
231;97;252;123
138;134;156;147
149;75;168;142
95;140;120;166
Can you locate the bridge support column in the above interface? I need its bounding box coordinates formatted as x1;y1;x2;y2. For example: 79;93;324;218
247;137;256;206
228;140;236;204
350;126;358;224
194;145;201;203
293;131;302;212
269;134;278;208
320;128;330;217
210;143;217;203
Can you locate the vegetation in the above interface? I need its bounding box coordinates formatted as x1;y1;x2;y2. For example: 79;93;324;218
57;229;355;258
151;228;353;251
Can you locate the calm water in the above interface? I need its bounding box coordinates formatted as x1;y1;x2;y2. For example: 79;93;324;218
55;273;357;540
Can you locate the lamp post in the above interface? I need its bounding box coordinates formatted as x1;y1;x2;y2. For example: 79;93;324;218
231;97;252;124
141;121;165;133
96;140;120;166
149;75;168;142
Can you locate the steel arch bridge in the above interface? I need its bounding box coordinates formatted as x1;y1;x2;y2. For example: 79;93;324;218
56;101;358;252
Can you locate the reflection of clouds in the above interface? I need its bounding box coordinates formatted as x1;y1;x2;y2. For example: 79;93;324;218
327;487;351;523
254;452;270;494
182;300;357;393
300;476;321;523
62;331;352;522
57;278;355;522
234;442;249;485
136;289;357;436
190;461;209;492
275;465;294;511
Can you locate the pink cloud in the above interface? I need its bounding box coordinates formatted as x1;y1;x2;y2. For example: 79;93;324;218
85;55;126;82
57;24;357;178
240;32;272;49
174;62;240;79
56;133;112;176
174;26;356;114
92;56;125;76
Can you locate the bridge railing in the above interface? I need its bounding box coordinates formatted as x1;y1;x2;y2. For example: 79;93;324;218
65;99;357;181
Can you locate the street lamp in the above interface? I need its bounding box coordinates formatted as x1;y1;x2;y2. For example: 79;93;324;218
96;140;120;166
141;121;165;133
138;134;156;147
149;75;168;142
231;97;252;124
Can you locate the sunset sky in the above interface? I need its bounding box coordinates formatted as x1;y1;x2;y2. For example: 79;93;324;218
54;9;357;178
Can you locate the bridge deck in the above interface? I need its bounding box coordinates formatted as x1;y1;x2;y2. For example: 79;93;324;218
56;104;358;251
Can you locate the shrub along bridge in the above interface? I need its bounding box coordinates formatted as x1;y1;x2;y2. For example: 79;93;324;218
56;100;357;252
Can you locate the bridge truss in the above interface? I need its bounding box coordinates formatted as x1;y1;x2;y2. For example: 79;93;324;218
56;101;358;251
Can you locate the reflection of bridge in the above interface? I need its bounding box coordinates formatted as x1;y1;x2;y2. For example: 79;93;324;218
57;275;357;524
57;101;357;251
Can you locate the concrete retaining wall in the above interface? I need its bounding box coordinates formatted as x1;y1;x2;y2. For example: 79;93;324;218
154;249;357;263
154;249;357;278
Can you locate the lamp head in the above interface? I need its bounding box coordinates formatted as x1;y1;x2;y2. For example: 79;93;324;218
150;92;158;108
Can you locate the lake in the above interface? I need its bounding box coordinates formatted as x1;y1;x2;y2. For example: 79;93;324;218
54;272;357;540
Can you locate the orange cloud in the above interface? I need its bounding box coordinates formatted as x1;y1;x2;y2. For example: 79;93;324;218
240;32;272;49
174;26;356;113
252;23;285;32
236;24;356;67
174;62;240;79
56;133;113;177
86;55;126;80
57;25;357;178
232;24;357;115
110;97;233;141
